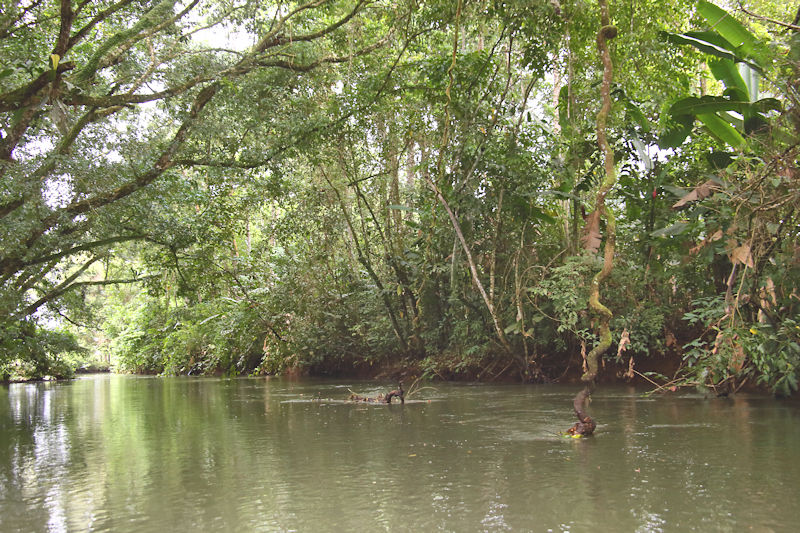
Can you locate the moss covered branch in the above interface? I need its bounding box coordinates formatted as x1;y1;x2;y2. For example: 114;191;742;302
583;0;618;384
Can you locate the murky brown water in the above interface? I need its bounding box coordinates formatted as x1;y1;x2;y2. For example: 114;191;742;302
1;375;798;532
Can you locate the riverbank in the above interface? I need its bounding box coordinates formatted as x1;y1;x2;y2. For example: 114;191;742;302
5;349;791;398
277;350;680;389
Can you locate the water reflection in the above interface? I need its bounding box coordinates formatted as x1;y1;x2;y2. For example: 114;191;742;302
1;376;799;532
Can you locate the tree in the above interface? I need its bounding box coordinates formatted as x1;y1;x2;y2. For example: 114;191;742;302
4;0;798;397
0;0;399;373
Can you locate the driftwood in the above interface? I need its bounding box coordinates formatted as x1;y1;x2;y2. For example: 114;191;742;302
349;382;404;404
565;386;596;437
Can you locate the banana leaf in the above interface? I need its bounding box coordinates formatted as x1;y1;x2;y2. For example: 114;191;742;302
697;113;746;148
697;1;760;59
661;30;761;71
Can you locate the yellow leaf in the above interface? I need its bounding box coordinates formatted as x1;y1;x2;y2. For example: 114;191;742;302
51;54;60;70
581;209;602;254
672;180;716;208
731;244;754;268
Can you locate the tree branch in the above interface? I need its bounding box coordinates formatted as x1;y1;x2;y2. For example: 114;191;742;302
253;0;331;53
22;235;145;268
0;0;46;39
0;61;75;113
173;157;275;169
68;0;139;50
738;2;800;31
70;275;158;287
425;174;518;361
280;0;370;44
256;33;390;71
94;0;202;74
0;82;219;275
53;0;74;59
73;0;179;83
20;255;102;318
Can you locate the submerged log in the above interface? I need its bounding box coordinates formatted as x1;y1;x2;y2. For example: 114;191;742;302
384;382;404;404
349;382;404;404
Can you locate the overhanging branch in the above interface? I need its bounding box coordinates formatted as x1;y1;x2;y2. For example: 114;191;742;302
20;255;102;318
22;235;145;268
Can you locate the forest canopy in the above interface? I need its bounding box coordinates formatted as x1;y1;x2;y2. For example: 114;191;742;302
1;0;799;395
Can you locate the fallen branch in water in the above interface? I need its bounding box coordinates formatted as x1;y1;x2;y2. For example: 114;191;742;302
348;382;405;404
403;376;436;399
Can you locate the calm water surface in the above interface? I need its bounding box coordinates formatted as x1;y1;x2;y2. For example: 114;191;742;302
1;375;799;532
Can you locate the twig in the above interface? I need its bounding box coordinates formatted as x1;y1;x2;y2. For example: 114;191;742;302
490;359;515;381
737;2;800;31
633;369;684;395
633;369;660;387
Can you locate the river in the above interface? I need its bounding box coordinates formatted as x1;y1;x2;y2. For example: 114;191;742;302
1;374;798;532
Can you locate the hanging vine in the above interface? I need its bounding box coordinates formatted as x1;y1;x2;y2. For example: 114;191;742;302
567;0;618;436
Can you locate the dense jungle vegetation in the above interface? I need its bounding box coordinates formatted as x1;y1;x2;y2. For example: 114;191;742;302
1;0;799;396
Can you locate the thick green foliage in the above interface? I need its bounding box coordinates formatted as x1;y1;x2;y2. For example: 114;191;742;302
0;318;80;380
2;1;799;395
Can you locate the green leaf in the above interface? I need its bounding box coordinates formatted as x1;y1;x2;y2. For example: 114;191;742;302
739;63;760;101
717;110;744;131
708;59;748;96
697;1;761;61
666;95;776;147
697;113;746;148
631;135;653;171
752;98;781;114
661;29;761;71
683;30;737;51
651;222;690;237
388;204;420;214
659;114;694;148
625;101;651;132
661;30;759;70
662;31;736;60
669;95;751;116
789;33;800;61
530;206;557;224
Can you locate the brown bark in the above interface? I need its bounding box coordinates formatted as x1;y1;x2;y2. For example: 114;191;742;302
567;386;597;436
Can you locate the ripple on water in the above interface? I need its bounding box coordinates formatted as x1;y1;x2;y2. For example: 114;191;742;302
2;377;799;532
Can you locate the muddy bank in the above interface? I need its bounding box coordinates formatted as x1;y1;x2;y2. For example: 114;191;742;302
285;350;684;387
